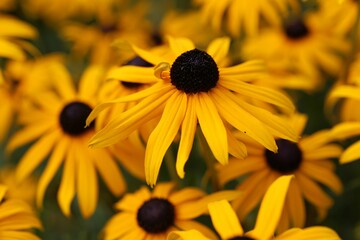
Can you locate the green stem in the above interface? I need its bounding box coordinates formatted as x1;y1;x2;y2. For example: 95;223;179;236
196;127;220;192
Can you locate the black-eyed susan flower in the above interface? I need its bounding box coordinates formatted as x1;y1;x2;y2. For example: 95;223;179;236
168;176;341;240
7;62;126;218
0;185;42;240
102;182;241;240
195;0;298;37
242;11;349;80
218;114;343;231
86;36;298;186
0;14;37;61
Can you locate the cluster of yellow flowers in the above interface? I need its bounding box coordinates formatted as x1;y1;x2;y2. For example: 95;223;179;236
0;0;359;239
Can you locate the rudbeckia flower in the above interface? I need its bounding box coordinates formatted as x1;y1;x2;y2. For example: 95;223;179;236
242;12;349;80
195;0;298;36
168;176;341;240
86;36;298;186
0;14;37;61
0;185;42;240
218;114;343;230
102;182;241;239
7;62;126;218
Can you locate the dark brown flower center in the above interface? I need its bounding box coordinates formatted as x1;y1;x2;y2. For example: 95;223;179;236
284;18;309;39
59;101;94;136
170;49;219;94
265;139;303;173
137;198;175;233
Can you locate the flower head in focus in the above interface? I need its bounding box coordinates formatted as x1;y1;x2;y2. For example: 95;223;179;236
86;36;298;186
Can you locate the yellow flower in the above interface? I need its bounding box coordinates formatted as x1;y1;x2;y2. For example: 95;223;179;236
0;185;42;240
86;37;298;186
195;0;298;37
7;62;126;218
0;14;37;61
167;176;341;240
242;11;349;80
102;182;241;240
218;114;343;231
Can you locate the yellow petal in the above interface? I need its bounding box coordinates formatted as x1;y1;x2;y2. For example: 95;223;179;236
0;39;25;60
235;96;298;142
282;226;341;240
88;88;173;148
341;140;360;163
177;190;241;219
301;162;342;194
208;200;243;239
167;36;195;56
196;93;228;164
167;230;210;240
206;37;230;63
76;145;98;219
218;157;266;186
107;65;158;83
176;96;197;178
153;182;176;198
219;80;295;113
251;175;293;240
175;220;218;240
330;122;360;140
0;16;37;38
6;123;54;153
296;174;333;209
36;137;68;208
287;180;305;228
78;65;105;99
50;62;76;100
132;44;167;65
211;88;277;152
86;82;171;127
92;148;126;196
57;146;76;217
16;130;60;182
169;188;205;205
145;93;187;186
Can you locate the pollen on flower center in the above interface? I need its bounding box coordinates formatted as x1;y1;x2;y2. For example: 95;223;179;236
265;139;303;173
284;18;310;39
137;198;175;233
59;101;94;136
228;236;255;240
170;48;219;94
